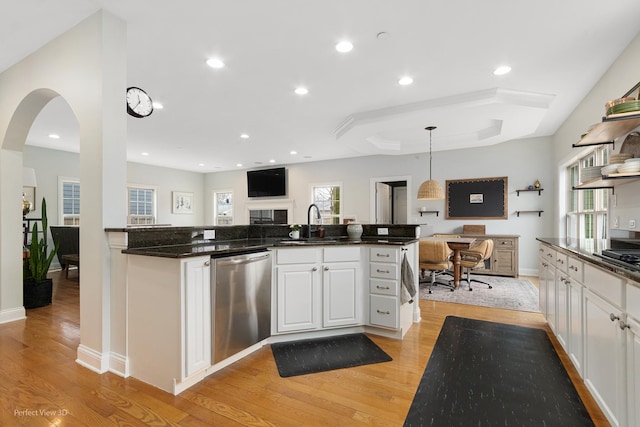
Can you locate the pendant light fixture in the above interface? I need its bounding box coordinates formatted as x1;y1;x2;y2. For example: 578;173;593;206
417;126;444;200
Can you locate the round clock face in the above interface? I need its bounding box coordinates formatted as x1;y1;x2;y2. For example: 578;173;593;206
126;87;153;118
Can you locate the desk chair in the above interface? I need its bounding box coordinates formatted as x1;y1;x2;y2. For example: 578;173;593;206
459;239;494;291
419;239;454;293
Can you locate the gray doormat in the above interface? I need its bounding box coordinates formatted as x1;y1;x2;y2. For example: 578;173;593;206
420;275;540;312
404;316;594;426
271;333;392;377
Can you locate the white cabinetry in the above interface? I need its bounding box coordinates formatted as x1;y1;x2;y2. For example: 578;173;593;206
274;246;362;334
626;283;640;427
128;255;211;395
581;262;626;427
584;288;625;427
184;257;212;377
275;248;321;333
538;245;557;332
566;256;585;374
367;245;417;336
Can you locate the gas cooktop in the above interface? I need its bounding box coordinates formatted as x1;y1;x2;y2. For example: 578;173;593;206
595;249;640;272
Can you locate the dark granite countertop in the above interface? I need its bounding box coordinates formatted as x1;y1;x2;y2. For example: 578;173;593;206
536;237;640;283
123;236;419;259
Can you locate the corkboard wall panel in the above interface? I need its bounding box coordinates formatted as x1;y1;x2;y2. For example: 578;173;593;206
446;177;508;219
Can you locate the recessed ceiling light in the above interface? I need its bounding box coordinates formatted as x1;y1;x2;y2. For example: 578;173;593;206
48;133;60;139
290;150;298;155
493;65;512;76
269;159;276;163
294;87;308;95
198;163;205;167
236;163;243;167
240;133;250;139
152;102;163;109
141;152;149;156
398;76;414;86
335;41;353;53
206;58;225;69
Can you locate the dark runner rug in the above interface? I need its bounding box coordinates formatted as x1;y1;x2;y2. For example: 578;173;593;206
271;333;391;377
404;316;594;427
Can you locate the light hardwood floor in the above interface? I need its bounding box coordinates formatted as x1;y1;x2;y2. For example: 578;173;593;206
0;271;610;426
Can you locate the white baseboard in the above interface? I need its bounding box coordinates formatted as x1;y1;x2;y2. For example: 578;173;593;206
0;306;26;324
76;344;109;374
519;268;539;277
109;352;130;377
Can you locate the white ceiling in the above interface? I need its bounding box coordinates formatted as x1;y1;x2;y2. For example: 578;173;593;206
4;1;640;172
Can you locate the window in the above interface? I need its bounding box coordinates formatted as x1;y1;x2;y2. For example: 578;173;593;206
128;186;156;225
213;191;233;225
61;179;80;225
311;184;342;224
565;147;608;252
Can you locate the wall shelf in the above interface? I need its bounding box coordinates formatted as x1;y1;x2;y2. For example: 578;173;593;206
573;82;640;148
418;210;439;217
572;172;640;193
515;210;544;217
516;188;543;196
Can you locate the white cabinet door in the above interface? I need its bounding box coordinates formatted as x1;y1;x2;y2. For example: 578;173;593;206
556;274;569;350
547;265;557;333
568;277;584;376
628;315;640;427
276;264;320;332
584;289;625;427
322;262;361;328
183;257;211;378
538;256;549;317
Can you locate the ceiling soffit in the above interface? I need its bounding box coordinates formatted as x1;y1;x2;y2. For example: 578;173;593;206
334;88;555;155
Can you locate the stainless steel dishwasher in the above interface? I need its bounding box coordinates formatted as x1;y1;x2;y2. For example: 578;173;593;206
211;250;272;363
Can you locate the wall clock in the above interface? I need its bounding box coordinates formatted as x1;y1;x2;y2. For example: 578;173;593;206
126;86;153;118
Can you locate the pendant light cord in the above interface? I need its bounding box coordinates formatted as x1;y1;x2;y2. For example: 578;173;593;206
426;126;436;180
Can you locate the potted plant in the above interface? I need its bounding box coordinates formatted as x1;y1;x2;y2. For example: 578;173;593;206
23;198;59;309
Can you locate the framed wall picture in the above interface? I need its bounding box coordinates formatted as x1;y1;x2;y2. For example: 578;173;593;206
172;191;193;214
446;176;508;219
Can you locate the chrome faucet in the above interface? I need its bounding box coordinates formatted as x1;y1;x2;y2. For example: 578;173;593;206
307;203;322;238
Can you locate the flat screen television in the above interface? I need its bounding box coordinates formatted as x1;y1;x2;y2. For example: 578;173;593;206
247;167;286;197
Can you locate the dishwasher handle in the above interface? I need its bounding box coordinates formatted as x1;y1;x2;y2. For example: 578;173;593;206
216;253;270;267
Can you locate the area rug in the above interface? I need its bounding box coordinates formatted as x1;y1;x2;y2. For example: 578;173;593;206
404;316;594;427
271;333;391;377
419;274;540;312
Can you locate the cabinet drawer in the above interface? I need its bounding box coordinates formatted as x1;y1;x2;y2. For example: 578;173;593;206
555;252;568;274
495;238;515;248
628;282;640;321
540;245;556;268
276;248;320;265
369;247;399;263
567;257;583;282
370;262;398;280
369;279;398;296
369;295;398;329
323;246;360;263
583;263;624;307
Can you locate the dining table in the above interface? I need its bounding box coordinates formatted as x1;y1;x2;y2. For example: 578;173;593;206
425;236;477;288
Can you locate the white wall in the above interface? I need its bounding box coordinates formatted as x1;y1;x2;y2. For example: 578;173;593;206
23;146;206;267
552;31;640;237
127;162;205;226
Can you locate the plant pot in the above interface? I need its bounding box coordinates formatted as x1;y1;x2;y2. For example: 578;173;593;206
23;277;52;309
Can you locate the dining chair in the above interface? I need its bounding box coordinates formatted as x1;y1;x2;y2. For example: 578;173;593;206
418;239;455;293
459;239;494;291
